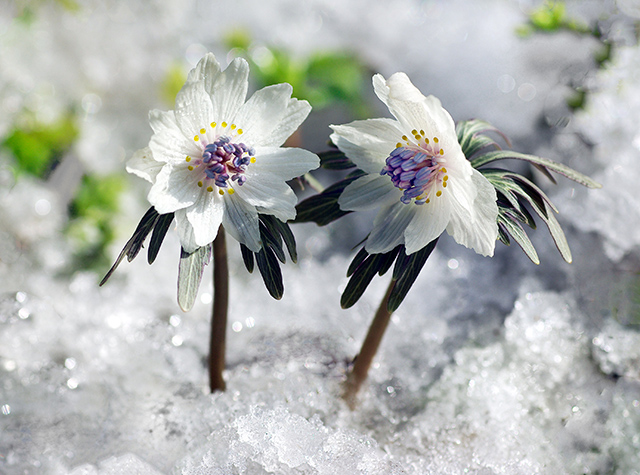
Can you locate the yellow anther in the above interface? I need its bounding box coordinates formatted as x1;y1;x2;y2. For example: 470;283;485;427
230;124;236;130
402;135;408;141
433;137;439;143
211;122;217;128
414;135;421;141
218;189;224;195
185;156;191;162
228;188;235;195
443;182;447;188
420;129;425;136
439;149;444;155
187;165;194;171
411;129;418;135
199;128;206;134
194;135;199;141
250;157;256;163
396;142;402;148
221;121;228;128
426;198;431;204
237;128;243;135
443;175;449;181
197;181;203;187
425;138;430;144
207;186;213;192
436;190;442;197
441;167;447;173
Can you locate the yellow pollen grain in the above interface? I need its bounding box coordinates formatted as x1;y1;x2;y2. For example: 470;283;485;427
185;156;191;162
443;182;447;188
197;181;203;187
443;175;449;181
237;128;243;135
211;122;217;128
396;142;402;148
425;138;430;144
228;188;235;195
439;149;444;155
411;129;418;135
436;190;442;197
414;135;421;141
402;135;408;141
441;167;447;173
420;129;425;136
250;157;256;163
200;128;206;135
221;121;228;128
194;135;199;141
218;189;224;195
188;165;194;171
230;124;236;130
433;137;439;143
207;186;213;192
426;198;431;203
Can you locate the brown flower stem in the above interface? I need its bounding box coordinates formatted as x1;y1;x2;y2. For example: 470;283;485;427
209;228;228;392
343;279;396;409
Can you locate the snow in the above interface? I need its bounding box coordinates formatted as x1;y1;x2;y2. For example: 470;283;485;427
2;0;640;474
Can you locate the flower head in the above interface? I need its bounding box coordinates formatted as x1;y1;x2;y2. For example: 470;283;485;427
127;53;319;253
330;72;498;256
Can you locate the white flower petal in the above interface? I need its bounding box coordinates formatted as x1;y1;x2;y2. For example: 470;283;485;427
330;118;401;174
233;83;305;146
339;174;400;212
207;57;249;122
366;201;418;254
446;169;498;256
404;195;451;254
233;174;297;222
148;109;179;134
185;189;224;248
222;191;261;252
174;80;215;139
373;73;458;150
187;53;221;90
249;147;319;181
174;208;199;253
148;164;199;214
126;147;162;184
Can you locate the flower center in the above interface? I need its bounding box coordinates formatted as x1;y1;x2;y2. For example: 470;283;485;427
381;131;448;205
185;126;256;195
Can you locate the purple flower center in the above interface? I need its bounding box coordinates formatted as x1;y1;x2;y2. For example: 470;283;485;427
381;143;448;205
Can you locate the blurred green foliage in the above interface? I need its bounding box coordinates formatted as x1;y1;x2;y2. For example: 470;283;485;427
13;0;80;24
2;113;79;178
67;174;126;270
160;61;188;106
226;30;372;118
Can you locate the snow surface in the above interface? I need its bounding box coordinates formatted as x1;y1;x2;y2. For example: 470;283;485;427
1;0;640;474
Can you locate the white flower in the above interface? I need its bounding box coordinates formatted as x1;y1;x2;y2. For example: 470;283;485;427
330;73;498;256
127;53;319;253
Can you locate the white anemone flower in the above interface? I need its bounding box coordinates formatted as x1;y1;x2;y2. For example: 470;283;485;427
330;72;499;256
127;53;319;253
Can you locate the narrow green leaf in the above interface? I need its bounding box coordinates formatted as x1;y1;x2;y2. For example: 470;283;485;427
497;211;540;264
99;207;159;286
259;220;286;264
346;246;369;277
387;239;438;313
256;246;284;300
240;243;254;273
273;219;298;263
542;200;572;263
319;149;356;170
177;244;212;312
148;212;174;264
294;170;365;226
470;150;601;189
341;253;390;309
378;245;402;276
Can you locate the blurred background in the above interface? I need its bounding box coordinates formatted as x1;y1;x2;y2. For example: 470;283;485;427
1;1;640;473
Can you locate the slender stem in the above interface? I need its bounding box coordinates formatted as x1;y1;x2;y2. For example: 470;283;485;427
342;279;395;409
209;227;229;392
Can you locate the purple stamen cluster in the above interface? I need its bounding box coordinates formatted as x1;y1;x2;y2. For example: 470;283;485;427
381;147;438;204
201;136;255;188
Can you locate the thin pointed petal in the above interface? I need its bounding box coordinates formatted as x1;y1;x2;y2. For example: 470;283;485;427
366;202;417;254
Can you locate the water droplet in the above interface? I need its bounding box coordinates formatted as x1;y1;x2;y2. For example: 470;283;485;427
1;404;10;415
232;322;243;332
447;258;459;270
67;378;78;389
171;335;184;347
64;357;77;370
34;198;51;216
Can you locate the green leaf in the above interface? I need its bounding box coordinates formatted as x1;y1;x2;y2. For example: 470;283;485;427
259;219;286;264
341;251;396;309
99;207;159;286
497;210;540;264
177;244;212;312
318;149;356;170
148;213;174;264
294;170;365;226
240;243;255;273
267;216;298;263
256;245;284;300
470;150;601;189
387;239;438;313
